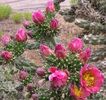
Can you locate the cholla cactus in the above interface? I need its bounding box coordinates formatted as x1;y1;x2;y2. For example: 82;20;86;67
61;0;106;34
88;0;106;15
0;1;104;100
17;37;104;100
0;28;27;63
24;0;59;46
40;37;89;84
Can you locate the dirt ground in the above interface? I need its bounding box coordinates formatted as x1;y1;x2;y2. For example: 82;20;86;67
0;0;70;12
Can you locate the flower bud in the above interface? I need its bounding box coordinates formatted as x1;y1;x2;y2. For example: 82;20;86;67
27;83;33;91
31;93;39;100
40;44;53;57
32;10;45;24
46;0;55;13
1;51;12;61
50;18;58;29
48;66;57;73
19;70;28;80
68;37;83;53
0;34;11;46
79;48;91;63
15;28;27;42
55;44;66;59
36;67;46;77
23;20;30;28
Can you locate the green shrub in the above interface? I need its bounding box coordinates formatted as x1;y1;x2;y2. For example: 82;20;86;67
11;12;23;23
0;31;3;37
23;12;32;21
70;0;78;5
0;4;12;20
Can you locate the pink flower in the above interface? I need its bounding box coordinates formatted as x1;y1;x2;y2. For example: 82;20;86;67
15;28;27;42
50;18;58;29
48;66;57;73
19;70;28;80
1;51;12;61
79;48;91;63
46;0;55;13
49;70;68;88
23;20;30;28
68;37;83;53
27;83;33;91
0;34;11;45
70;84;89;100
55;44;66;59
36;67;46;77
32;10;45;24
80;64;104;93
31;93;39;100
40;44;53;57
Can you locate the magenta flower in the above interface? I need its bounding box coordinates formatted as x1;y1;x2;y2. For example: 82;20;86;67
68;37;83;53
50;18;59;29
48;66;57;73
80;64;104;93
79;48;91;63
36;67;46;77
55;44;66;59
19;70;28;80
49;70;68;88
46;0;55;13
23;20;30;28
15;28;27;42
0;34;11;45
1;51;12;61
40;44;53;57
32;10;45;24
70;84;90;100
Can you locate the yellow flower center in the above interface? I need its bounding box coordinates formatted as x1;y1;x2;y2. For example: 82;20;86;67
83;71;95;87
73;85;82;97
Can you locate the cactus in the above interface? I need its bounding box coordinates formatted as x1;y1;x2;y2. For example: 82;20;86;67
60;0;106;65
60;0;106;33
46;53;82;72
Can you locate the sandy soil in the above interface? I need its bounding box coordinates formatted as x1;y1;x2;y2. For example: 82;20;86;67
0;0;70;12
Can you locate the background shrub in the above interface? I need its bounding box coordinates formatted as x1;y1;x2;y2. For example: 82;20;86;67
23;12;32;21
11;12;23;24
0;31;3;37
0;4;12;20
